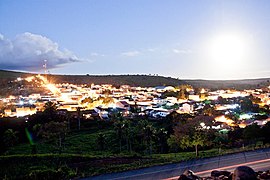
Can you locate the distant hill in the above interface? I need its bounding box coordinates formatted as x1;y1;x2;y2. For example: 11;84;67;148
50;74;187;87
0;69;31;79
184;78;270;90
0;69;269;90
0;70;187;87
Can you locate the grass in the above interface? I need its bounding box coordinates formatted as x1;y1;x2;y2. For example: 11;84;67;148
6;129;116;155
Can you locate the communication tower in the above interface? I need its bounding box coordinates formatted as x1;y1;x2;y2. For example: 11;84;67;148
43;60;47;75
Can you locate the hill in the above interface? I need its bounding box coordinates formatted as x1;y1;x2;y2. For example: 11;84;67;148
0;69;187;87
50;74;187;87
0;69;269;90
0;70;30;79
185;78;270;90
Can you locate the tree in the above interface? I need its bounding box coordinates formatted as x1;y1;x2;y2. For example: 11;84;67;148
114;120;124;152
176;84;192;100
155;128;168;153
192;132;207;157
3;129;18;148
43;101;58;122
243;123;262;144
262;121;270;143
202;105;215;116
97;133;106;150
179;135;191;150
240;97;253;112
167;135;179;152
122;120;134;152
228;127;244;147
250;94;262;104
213;132;228;153
43;101;57;115
178;132;206;157
38;121;68;153
101;96;114;105
81;97;93;104
172;115;213;156
0;101;6;114
142;122;155;155
135;120;156;155
76;107;82;130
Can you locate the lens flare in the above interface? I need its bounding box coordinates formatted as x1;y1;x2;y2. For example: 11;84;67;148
25;128;34;145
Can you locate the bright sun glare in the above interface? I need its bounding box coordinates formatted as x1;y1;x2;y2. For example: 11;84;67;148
208;33;247;67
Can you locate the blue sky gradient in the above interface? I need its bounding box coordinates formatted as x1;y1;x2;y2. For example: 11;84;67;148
1;0;270;79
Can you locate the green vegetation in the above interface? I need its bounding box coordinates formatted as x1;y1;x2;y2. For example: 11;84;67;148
2;139;269;179
0;69;30;79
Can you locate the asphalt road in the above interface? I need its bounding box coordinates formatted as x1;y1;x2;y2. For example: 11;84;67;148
85;148;270;180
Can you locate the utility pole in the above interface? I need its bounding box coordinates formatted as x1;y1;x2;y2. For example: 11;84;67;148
43;60;47;74
43;59;48;81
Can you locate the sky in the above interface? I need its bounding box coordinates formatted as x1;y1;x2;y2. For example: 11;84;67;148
1;0;270;80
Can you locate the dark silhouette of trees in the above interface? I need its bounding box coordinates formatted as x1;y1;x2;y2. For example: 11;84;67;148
122;120;134;152
3;128;18;148
154;128;168;153
142;123;155;155
243;123;262;144
37;121;68;153
76;107;82;130
43;101;57;117
114;120;124;153
228;127;244;147
97;133;106;150
240;97;253;112
169;115;214;156
262;122;270;143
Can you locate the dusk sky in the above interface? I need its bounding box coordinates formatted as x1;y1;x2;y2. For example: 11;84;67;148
1;0;270;80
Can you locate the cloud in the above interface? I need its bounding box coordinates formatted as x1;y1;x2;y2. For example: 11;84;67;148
90;52;105;57
147;48;158;52
0;32;81;71
121;50;141;57
172;49;192;54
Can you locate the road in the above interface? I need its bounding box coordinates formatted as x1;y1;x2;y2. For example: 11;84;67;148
84;148;270;180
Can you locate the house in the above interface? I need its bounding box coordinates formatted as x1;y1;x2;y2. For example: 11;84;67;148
188;95;200;101
116;101;130;110
181;102;194;113
155;86;176;93
82;109;99;119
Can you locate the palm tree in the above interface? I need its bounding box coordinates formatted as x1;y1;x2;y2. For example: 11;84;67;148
142;122;155;155
76;107;82;130
43;101;58;121
44;101;57;113
123;120;134;152
114;120;125;152
155;128;168;153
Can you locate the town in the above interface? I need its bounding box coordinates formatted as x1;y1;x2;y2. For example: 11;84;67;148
1;74;270;130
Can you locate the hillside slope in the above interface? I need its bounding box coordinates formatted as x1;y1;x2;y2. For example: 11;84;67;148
0;69;269;89
50;74;187;87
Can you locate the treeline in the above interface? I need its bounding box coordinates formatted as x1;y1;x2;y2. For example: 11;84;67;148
2;101;270;156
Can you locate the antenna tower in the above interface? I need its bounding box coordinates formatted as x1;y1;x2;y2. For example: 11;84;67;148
43;60;47;75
